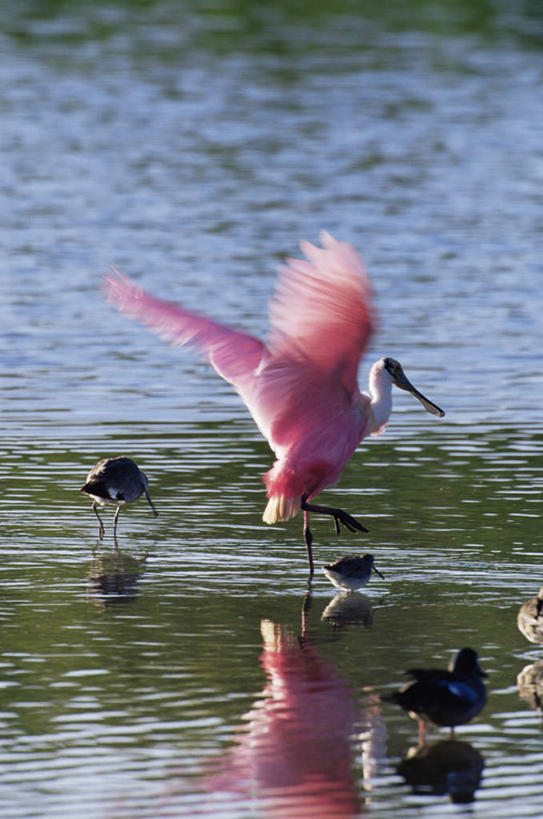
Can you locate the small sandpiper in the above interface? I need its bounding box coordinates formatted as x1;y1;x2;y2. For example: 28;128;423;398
81;456;157;539
322;553;384;591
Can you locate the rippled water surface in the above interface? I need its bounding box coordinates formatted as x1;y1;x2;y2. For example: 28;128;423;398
2;1;543;816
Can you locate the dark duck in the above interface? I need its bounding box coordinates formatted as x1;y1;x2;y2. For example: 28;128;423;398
382;648;488;742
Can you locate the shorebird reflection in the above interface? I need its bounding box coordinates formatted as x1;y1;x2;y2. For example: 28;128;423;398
518;661;543;718
321;591;374;628
86;547;147;608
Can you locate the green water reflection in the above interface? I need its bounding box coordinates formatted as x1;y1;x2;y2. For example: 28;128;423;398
5;0;543;51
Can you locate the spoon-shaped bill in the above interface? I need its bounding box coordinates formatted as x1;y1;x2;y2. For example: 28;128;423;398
394;367;445;418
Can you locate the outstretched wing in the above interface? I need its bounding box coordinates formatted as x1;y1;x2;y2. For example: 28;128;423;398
103;271;265;387
268;231;376;395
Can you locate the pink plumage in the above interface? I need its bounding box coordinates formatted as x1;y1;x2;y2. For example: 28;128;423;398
104;231;444;574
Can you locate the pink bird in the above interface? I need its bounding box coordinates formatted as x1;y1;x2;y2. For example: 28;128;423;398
104;232;444;576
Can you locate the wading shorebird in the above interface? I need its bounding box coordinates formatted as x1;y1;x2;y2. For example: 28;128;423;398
517;586;543;644
104;232;444;575
81;456;157;539
322;553;384;591
382;648;488;743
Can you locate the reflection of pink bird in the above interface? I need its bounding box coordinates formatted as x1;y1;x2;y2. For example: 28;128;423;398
104;232;444;574
201;619;383;817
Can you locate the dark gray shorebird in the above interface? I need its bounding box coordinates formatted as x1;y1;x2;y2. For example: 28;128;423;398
81;457;157;539
322;553;384;591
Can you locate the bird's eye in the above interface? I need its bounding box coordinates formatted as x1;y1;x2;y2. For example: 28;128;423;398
383;357;396;374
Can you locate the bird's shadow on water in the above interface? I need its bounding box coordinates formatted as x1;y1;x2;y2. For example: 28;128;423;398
396;738;485;804
319;590;390;629
518;660;543;724
85;542;150;608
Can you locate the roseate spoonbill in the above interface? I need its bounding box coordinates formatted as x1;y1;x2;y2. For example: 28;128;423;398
81;456;157;539
382;648;487;742
322;553;384;591
103;232;444;575
517;586;543;644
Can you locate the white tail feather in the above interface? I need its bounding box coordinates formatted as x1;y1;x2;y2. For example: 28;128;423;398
263;495;300;524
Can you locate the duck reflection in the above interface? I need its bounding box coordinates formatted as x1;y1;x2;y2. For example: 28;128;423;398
86;546;147;607
518;661;543;713
204;594;386;815
517;587;543;644
321;591;374;628
397;738;484;803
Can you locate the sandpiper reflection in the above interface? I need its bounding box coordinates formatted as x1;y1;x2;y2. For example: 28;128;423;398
518;660;543;716
86;546;147;608
321;591;374;628
203;600;386;815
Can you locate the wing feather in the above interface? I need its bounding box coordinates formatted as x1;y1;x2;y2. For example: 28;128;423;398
103;271;264;387
268;231;376;395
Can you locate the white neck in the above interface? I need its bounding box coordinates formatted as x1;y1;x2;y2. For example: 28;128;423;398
367;361;393;434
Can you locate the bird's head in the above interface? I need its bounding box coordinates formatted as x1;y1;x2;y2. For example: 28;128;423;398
450;647;488;678
382;357;445;418
365;553;385;579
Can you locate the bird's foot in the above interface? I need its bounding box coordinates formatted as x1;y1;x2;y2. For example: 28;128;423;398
301;497;368;535
331;508;368;534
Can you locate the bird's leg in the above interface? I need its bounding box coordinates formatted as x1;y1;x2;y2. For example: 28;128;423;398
418;719;427;746
92;501;105;540
301;586;312;636
302;508;315;579
301;496;368;534
113;505;121;541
